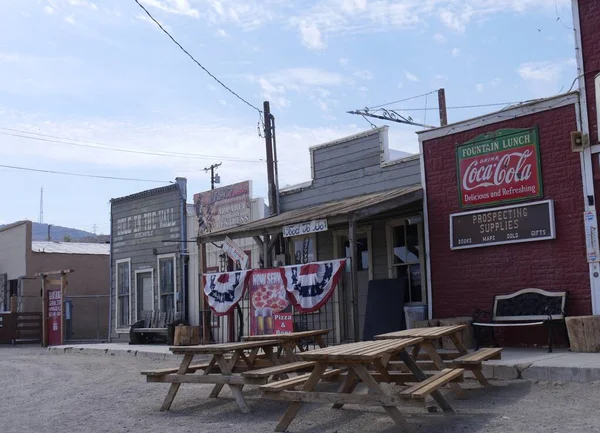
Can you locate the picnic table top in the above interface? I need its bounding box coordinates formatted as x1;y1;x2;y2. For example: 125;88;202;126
374;325;467;340
242;329;331;341
169;339;281;355
297;337;423;362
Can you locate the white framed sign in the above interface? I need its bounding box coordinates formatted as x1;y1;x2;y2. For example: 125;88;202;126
222;236;249;269
283;219;328;238
584;210;599;263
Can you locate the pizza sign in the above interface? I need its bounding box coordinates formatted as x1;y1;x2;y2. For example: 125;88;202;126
249;269;293;335
456;127;543;208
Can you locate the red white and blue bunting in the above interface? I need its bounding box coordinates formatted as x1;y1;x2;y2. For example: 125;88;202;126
282;259;346;313
203;270;250;316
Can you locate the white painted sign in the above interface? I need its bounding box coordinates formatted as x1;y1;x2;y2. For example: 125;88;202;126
283;219;328;238
115;207;177;238
222;236;249;269
585;210;599;263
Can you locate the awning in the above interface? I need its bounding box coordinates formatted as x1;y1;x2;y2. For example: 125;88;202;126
198;184;423;243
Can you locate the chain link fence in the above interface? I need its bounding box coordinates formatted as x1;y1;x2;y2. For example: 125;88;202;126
64;295;109;342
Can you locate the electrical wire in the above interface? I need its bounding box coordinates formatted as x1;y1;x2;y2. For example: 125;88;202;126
368;90;439;110
0;164;172;183
0;128;264;163
387;101;522;111
361;115;377;129
133;0;262;115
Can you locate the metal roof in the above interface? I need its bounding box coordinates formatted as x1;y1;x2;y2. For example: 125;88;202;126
32;241;110;255
199;184;422;242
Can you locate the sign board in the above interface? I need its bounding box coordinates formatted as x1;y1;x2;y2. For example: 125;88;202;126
249;269;293;335
193;181;251;235
457;127;543;208
283;219;328;238
584;210;599;262
450;199;555;250
47;289;62;346
222;236;249;269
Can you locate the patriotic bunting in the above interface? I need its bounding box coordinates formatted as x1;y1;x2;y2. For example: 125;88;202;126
203;270;250;316
282;259;345;313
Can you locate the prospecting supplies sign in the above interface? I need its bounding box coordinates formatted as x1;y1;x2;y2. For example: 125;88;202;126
456;127;543;208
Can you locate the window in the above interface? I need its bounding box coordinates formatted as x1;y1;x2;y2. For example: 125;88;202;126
116;259;131;329
291;235;316;265
387;219;425;304
344;238;369;271
158;254;176;312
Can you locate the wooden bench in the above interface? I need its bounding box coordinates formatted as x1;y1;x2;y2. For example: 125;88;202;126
130;310;185;345
242;361;316;379
473;288;567;353
259;368;343;392
399;368;465;400
141;363;212;377
451;348;502;366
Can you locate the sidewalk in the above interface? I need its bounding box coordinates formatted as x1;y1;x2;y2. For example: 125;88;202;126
48;343;600;383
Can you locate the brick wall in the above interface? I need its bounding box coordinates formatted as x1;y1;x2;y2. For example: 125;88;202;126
423;104;591;342
578;0;600;144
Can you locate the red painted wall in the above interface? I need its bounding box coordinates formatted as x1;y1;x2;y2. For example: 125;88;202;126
423;103;591;346
577;0;600;144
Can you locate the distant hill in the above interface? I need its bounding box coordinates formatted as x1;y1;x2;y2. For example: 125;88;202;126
0;222;107;242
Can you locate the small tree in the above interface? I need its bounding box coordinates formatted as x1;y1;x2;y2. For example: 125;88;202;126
63;235;72;242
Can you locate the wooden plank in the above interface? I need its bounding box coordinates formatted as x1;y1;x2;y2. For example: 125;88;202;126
243;329;331;341
448;333;490;387
375;325;467;340
169;339;281;354
566;316;600;352
147;374;266;386
452;348;503;365
260;369;342;392
242;361;316;378
214;353;250;413
298;338;423;362
409;369;465;400
261;390;406;406
159;353;194;412
16;319;42;324
141;363;211;376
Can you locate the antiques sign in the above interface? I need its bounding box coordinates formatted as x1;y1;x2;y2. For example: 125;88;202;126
450;200;555;250
457;127;543;208
194;181;251;235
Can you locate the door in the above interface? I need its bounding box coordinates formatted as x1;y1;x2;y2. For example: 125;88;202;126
136;271;153;319
388;218;426;305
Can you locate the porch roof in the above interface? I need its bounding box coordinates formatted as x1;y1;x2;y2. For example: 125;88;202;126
198;184;423;243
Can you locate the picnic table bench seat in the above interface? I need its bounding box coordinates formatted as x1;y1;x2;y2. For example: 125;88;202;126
451;347;502;367
399;368;465;400
242;361;317;379
141;362;212;377
259;368;344;392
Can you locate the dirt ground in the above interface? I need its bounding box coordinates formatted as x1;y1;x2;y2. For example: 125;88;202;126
1;346;599;433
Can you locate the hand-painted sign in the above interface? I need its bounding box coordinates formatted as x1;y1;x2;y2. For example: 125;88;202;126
222;236;249;269
194;181;251;235
450;200;555;250
584;210;599;263
47;289;62;346
249;269;292;335
283;219;328;238
457;127;543;208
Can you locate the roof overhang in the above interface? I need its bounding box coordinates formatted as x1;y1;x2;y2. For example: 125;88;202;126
197;184;423;243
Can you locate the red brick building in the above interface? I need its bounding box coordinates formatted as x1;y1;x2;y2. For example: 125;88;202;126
417;0;600;345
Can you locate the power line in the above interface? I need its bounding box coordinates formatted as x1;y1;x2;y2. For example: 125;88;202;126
0;128;264;163
133;0;262;115
387;101;522;111
368;90;439;110
0;164;172;183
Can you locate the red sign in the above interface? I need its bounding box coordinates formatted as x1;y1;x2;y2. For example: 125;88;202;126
457;127;543;208
47;289;62;346
249;269;293;336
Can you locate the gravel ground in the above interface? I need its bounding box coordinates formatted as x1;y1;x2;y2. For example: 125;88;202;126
1;346;599;433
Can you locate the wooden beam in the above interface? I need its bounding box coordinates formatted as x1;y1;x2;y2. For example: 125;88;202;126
348;214;360;341
267;233;280;251
34;269;74;277
354;190;423;221
253;236;264;251
201;227;283;244
146;375;266;386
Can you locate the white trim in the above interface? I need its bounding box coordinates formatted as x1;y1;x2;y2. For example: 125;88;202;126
134;269;154;323
309;126;386;152
573;0;600;315
417;92;579;142
157;253;177;314
449;199;556;250
473;322;544;327
115;258;132;333
418;147;433;320
591;144;600;154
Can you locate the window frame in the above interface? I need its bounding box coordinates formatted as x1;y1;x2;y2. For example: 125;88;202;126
115;258;132;332
134;269;155;323
385;218;427;305
157;253;177;314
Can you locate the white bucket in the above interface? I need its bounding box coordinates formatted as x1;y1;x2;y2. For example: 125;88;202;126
404;304;427;329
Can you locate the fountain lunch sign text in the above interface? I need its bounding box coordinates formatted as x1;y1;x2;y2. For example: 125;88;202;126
456;127;543;208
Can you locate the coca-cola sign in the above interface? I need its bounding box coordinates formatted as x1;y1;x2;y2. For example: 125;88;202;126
457;127;543;208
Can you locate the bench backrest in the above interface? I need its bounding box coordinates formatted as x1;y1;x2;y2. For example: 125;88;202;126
492;288;567;321
139;309;181;328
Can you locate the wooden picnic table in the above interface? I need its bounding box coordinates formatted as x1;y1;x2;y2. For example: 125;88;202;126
142;340;282;414
375;325;490;390
260;337;461;432
243;329;331;362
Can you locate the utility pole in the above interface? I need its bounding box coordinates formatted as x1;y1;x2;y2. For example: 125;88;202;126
47;224;52;241
204;163;222;190
263;101;278;216
438;88;448;126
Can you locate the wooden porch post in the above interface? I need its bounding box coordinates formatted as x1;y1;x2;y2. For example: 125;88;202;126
349;214;360;341
199;240;210;344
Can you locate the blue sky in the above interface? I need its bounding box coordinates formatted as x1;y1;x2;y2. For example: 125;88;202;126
0;0;576;235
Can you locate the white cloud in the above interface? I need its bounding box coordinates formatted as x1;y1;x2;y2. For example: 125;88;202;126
439;8;472;33
452;48;460;57
298;20;325;49
404;71;420;82
216;28;228;37
140;0;199;18
339;58;349;66
44;6;55;15
435;74;448;81
64;16;76;25
490;77;502;87
353;69;373;80
475;83;484;92
516;58;576;97
358;86;368;93
433;33;446;43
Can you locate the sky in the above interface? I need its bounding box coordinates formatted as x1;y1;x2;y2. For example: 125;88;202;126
0;0;578;235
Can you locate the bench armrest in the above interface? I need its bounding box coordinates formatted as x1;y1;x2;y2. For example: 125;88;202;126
473;308;492;323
